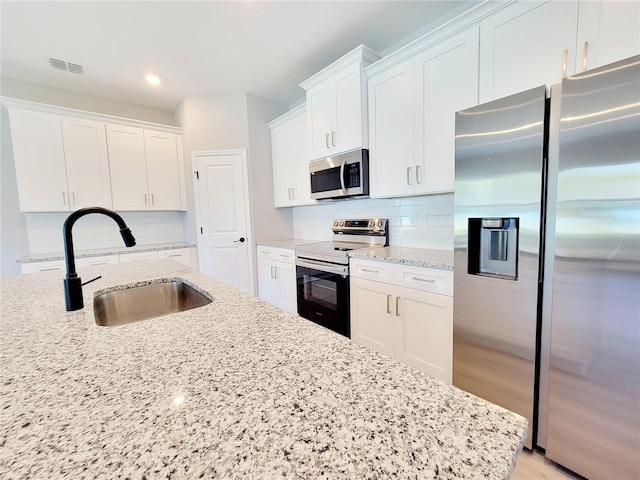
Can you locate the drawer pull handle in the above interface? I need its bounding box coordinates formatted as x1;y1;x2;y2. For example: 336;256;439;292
362;268;379;273
168;254;181;258
41;267;61;272
412;276;435;283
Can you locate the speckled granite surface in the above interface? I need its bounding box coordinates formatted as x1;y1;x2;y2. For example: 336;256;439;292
256;239;318;249
0;260;525;479
17;242;194;263
349;246;454;270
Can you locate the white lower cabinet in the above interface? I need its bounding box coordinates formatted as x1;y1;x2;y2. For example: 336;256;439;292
257;246;297;314
350;258;453;383
157;248;194;268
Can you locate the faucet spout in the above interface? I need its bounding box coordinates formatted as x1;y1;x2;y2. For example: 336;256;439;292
63;207;136;311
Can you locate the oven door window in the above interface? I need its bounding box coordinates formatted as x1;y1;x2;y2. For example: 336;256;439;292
311;166;341;194
302;272;338;310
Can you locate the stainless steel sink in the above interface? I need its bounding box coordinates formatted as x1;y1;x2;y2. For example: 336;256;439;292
94;280;212;326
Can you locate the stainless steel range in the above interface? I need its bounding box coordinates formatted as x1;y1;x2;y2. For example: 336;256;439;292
295;219;388;337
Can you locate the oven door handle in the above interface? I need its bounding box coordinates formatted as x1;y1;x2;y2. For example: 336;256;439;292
296;258;348;276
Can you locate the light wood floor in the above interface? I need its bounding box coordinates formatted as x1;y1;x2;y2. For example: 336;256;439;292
512;450;581;480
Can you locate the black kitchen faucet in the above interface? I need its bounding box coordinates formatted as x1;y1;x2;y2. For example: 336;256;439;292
63;207;136;311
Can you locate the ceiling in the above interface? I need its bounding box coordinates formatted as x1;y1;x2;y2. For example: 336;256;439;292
1;1;479;112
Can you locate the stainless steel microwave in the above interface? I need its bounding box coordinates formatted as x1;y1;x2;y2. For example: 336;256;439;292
309;149;369;200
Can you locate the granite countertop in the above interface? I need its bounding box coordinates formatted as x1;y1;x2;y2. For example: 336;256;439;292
349;246;454;270
256;239;318;250
0;260;526;479
17;242;194;264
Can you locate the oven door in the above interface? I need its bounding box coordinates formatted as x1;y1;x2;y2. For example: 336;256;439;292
296;258;350;337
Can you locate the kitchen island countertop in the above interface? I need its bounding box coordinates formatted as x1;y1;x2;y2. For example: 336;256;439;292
0;260;525;479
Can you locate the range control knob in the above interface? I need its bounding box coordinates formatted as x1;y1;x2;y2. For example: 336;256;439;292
377;221;383;228
340;221;345;227
333;221;339;227
368;221;374;228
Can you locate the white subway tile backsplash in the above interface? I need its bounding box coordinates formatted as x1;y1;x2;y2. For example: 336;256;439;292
25;211;186;254
293;193;454;250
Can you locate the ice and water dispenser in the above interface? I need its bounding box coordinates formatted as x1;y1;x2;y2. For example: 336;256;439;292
467;218;519;280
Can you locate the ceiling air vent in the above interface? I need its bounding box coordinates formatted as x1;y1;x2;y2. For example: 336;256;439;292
49;57;84;75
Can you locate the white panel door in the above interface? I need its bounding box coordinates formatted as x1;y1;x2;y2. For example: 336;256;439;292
106;124;148;210
195;151;253;294
143;130;182;210
415;27;479;194
60;116;112;209
8;108;68;211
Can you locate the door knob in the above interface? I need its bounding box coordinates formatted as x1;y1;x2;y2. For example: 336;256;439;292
234;237;245;243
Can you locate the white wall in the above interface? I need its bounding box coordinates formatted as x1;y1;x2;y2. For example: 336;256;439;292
293;193;454;250
1;77;175;125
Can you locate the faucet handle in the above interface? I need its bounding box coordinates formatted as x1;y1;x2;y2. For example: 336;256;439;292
81;276;102;286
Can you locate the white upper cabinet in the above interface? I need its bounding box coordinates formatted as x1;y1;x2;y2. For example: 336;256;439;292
300;45;381;161
575;0;640;72
268;104;315;208
60;116;113;209
9;108;69;212
368;27;479;198
106;124;183;211
8;108;112;211
143;130;183;210
479;0;639;103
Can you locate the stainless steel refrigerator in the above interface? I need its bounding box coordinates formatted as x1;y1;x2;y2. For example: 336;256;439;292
453;55;639;479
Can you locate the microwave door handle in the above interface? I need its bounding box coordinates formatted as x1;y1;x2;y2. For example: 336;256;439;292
339;159;347;193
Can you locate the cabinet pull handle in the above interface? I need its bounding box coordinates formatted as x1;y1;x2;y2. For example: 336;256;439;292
562;48;568;78
270;266;275;278
41;267;61;272
416;165;421;184
362;268;379;273
411;276;435;283
168;254;181;258
273;266;278;280
325;133;330;149
291;187;295;199
395;296;401;316
260;250;269;255
62;192;67;205
71;192;76;205
386;294;392;314
144;193;148;206
582;41;589;72
151;193;155;206
407;167;412;185
279;254;290;259
331;131;336;147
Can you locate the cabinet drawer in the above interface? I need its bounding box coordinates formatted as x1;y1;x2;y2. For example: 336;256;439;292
350;258;395;284
157;248;191;262
21;260;65;274
119;251;159;263
76;255;119;267
395;265;453;296
256;246;295;265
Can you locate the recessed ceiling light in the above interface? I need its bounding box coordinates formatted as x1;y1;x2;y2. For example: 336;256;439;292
145;74;161;86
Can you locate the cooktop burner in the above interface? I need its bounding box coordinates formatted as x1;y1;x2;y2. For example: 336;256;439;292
295;219;388;265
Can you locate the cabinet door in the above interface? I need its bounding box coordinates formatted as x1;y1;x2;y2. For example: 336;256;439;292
276;261;297;314
60;116;113;209
350;277;395;357
332;61;365;154
8;108;68;211
144;130;181;210
368;59;415;198
258;258;279;306
576;0;640;72
306;82;334;160
395;286;453;383
271;122;296;207
479;0;579;102
106;124;148;210
415;27;479;194
291;113;314;206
